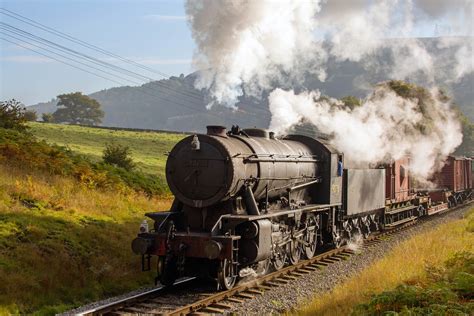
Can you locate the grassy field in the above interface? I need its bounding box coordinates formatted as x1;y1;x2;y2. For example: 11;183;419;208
0;164;173;315
0;124;184;315
296;207;474;315
28;122;186;177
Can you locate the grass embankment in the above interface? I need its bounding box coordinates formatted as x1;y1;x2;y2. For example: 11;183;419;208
0;126;179;315
28;122;185;177
297;208;474;316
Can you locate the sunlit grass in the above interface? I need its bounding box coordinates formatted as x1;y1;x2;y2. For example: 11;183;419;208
296;207;474;316
0;164;172;315
28;122;186;176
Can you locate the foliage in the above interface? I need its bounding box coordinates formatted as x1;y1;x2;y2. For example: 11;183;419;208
352;252;474;315
297;207;474;316
103;143;135;171
0;99;28;131
341;96;361;109
52;92;104;126
454;109;474;157
24;110;38;122
42;113;54;123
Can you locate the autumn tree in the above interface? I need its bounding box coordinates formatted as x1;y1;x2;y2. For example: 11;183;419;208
52;92;104;125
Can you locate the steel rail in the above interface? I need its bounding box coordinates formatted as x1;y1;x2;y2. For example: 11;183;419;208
78;278;195;316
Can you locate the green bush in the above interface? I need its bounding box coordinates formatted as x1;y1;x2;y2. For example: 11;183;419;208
42;113;54;123
102;143;135;171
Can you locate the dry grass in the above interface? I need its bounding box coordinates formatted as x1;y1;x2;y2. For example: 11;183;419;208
0;164;172;315
296;207;474;316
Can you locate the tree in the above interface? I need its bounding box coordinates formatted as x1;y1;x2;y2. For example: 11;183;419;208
103;143;135;170
52;92;104;125
42;113;54;123
24;110;37;121
341;96;361;109
454;109;474;157
0;99;28;130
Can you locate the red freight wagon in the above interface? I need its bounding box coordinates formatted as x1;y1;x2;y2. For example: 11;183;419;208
433;156;472;203
385;157;413;204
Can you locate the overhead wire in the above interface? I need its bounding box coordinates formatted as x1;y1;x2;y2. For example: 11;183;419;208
0;21;208;105
0;8;206;100
0;35;229;120
0;9;273;116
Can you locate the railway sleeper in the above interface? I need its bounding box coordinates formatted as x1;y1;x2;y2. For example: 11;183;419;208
235;292;255;299
245;288;264;295
200;306;226;314
210;302;233;309
226;297;246;303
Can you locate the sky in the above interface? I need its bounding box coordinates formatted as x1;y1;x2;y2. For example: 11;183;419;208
0;0;195;105
0;0;467;106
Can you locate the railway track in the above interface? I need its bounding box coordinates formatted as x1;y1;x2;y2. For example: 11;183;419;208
79;202;472;316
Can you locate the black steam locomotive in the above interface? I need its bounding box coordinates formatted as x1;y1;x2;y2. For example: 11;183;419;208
131;125;472;290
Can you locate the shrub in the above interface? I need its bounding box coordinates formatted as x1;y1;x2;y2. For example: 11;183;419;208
42;113;54;123
24;110;37;122
103;143;135;171
0;99;28;131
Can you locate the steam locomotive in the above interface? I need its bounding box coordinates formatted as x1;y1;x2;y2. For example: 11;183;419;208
131;125;472;290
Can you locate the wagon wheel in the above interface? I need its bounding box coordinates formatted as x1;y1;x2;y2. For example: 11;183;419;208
217;259;237;290
272;245;287;271
304;215;318;259
158;256;178;286
289;238;302;265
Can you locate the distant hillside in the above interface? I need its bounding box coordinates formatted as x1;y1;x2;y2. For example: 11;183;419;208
29;37;473;133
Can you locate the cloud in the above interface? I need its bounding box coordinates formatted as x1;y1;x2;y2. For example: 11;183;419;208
0;55;53;63
143;14;187;21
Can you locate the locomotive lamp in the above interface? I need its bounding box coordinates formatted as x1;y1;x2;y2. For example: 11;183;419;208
190;135;200;151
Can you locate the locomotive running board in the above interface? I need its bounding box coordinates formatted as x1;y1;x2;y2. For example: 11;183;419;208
385;204;417;215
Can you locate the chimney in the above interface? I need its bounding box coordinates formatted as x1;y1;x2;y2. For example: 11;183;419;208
206;125;227;137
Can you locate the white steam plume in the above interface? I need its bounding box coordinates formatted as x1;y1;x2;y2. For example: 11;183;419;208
185;0;470;180
185;0;322;108
268;84;463;181
186;0;473;107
